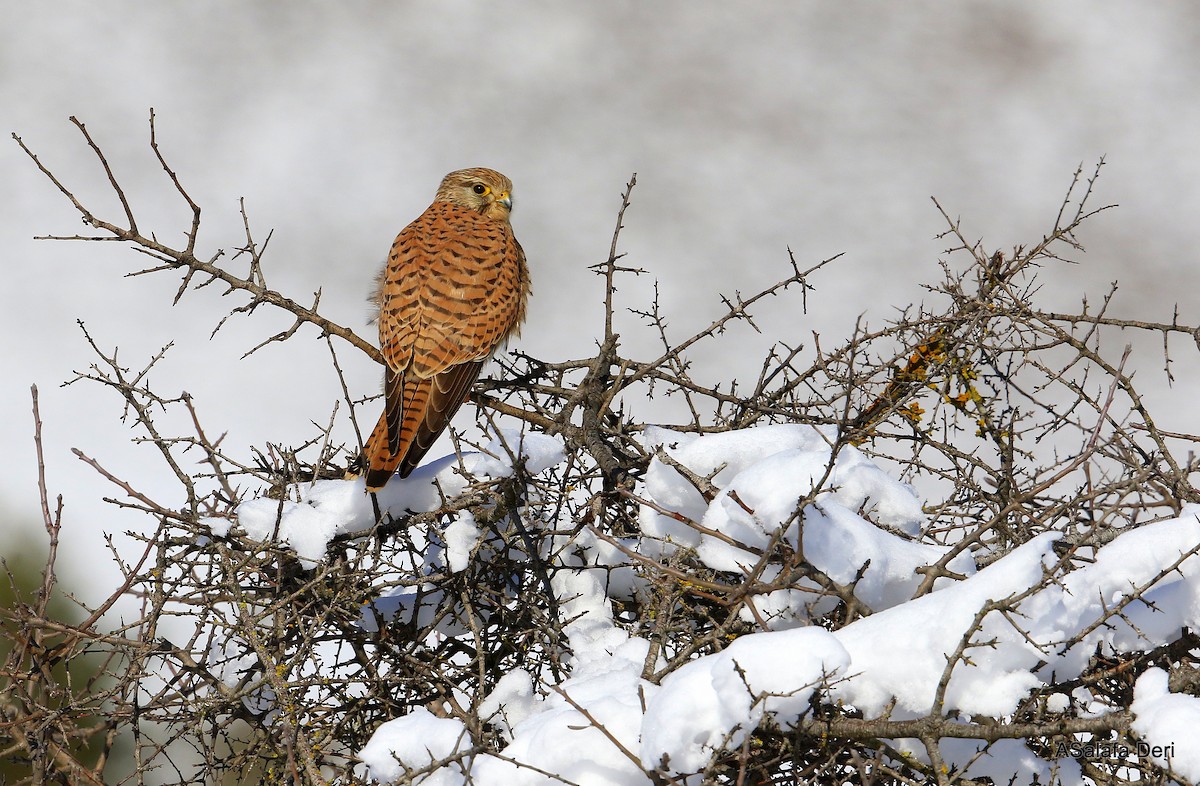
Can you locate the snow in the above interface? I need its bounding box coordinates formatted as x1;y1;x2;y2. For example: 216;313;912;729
1130;668;1200;780
640;627;849;773
936;738;1083;785
443;512;480;573
223;429;566;568
466;568;654;785
828;533;1057;718
205;633;277;719
471;427;567;476
477;669;537;740
641;425;975;627
212;422;1200;784
359;709;472;785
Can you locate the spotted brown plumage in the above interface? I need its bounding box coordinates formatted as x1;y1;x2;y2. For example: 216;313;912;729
363;168;530;491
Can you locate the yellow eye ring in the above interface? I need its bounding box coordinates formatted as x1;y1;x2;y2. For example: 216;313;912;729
472;184;489;195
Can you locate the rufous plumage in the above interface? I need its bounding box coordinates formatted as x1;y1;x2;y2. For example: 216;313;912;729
364;168;529;490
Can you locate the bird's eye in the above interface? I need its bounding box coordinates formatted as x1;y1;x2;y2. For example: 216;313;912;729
472;184;489;195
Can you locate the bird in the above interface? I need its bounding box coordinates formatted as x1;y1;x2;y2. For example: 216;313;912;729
363;167;530;491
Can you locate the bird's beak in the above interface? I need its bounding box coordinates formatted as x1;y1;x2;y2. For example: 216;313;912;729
498;192;512;210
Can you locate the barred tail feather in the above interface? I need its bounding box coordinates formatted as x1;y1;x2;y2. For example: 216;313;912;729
363;361;485;491
364;411;400;491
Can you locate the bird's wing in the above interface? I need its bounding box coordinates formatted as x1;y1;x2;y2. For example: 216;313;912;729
367;202;527;486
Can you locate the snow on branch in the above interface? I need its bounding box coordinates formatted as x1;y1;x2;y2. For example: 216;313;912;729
8;118;1200;785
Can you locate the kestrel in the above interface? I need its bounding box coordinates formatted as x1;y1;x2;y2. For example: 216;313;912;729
363;168;530;491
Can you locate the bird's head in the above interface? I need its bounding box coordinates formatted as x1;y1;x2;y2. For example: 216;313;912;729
436;167;514;221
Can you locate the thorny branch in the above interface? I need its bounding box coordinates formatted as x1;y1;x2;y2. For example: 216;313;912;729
12;113;383;365
8;119;1200;785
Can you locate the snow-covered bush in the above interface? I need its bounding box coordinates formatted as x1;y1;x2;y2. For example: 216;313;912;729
10;122;1200;785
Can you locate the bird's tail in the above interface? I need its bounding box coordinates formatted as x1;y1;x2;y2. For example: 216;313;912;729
362;361;486;492
363;411;401;491
362;369;440;491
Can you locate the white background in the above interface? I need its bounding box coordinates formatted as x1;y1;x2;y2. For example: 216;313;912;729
4;2;1200;594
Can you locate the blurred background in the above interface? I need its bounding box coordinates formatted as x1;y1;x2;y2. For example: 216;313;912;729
4;2;1200;601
